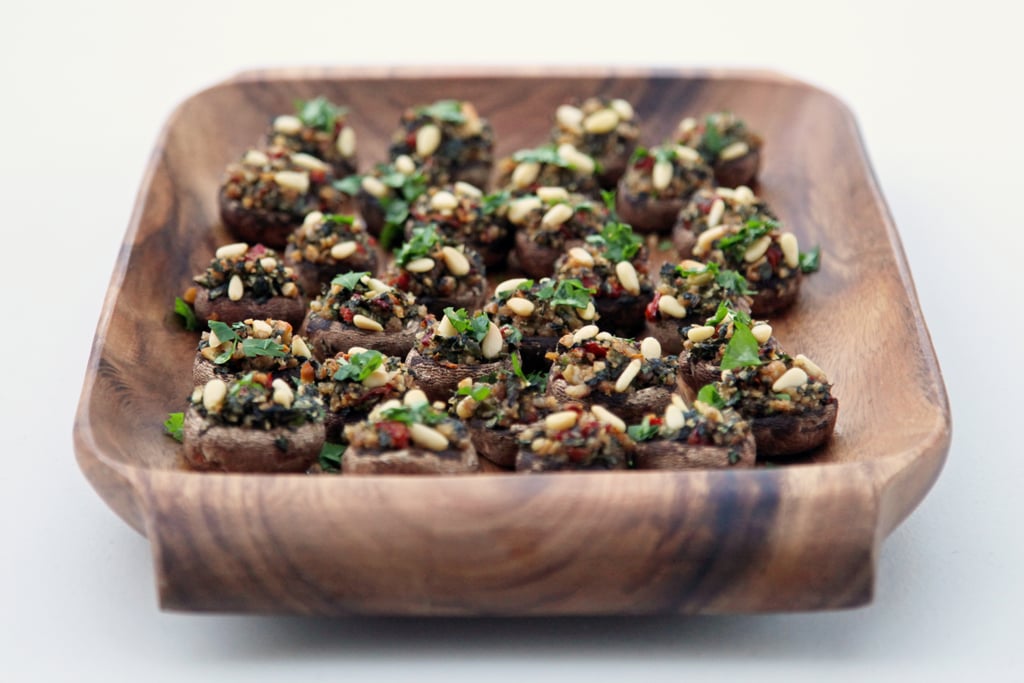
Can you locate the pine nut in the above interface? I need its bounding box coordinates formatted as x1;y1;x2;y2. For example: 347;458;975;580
694;226;726;256
577;301;596;320
394;155;416;175
595;331;614;341
615;260;641;296
568;246;594;267
664;403;685;431
614;359;643;393
273;115;303;135
542;203;574;227
291;335;312;358
564;384;590;398
583;108;620;134
271;379;294;408
352;314;383;332
591;405;626;433
751;323;773;344
557;144;595;174
714;187;737;200
495;278;529;294
640;336;662;360
405;257;436;273
303;211;323;237
536;186;569;202
371;399;402;420
292;153;328;172
506;297;535;317
680;259;704;270
362;366;391;388
203;379;228;411
719;141;750;161
707;198;725;228
677;117;697;135
347;346;368;355
404;389;429;407
251;319;273;339
744;235;773;263
556;105;584;133
545;410;579;433
281;282;298;297
207;328;222;348
573;324;600;344
670;393;688;410
454;181;482;198
336;126;356;157
415;124;442;157
652;160;673;191
330;241;358;260
658;295;687;319
673;145;701;163
794;354;828;382
216;242;249;259
360;176;388;198
436;315;458;337
366;277;391;293
228;275;245;301
733;186;756;204
610;99;634;121
243;150;269;167
274;170;310;194
409;423;449;451
456;397;477;420
512;161;540;189
481;321;504;359
430;191;459;211
772;367;808;392
440;246;471;276
687;325;715;342
191;386;203;402
259;257;277;272
779;232;800;269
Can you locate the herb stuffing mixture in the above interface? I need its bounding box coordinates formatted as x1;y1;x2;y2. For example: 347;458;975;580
267;96;357;177
193;243;301;302
495;144;601;197
450;365;556;429
507;189;607;249
307;271;426;331
675;112;761;167
485;277;597;337
197;318;311;375
344;391;472;453
414;308;508;366
286;212;376;267
220;147;345;218
336;155;428;249
647;261;753;324
621;145;714;200
554;241;651;302
386;99;494;187
675;186;776;237
191;371;324;430
406;183;510;256
516;405;632;469
549;97;639;183
388;224;486;304
681;303;778;367
313;349;413;417
548;329;677;400
629;395;750;450
714;353;835;417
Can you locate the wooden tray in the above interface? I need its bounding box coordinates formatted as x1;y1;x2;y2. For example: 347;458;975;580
73;67;950;615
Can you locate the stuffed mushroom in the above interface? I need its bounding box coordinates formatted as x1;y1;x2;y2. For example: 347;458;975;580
387;99;493;188
675;112;763;188
616;144;714;234
629;393;755;469
267;96;358;179
515;404;632;472
405;182;512;268
549;97;640;188
495;143;601;198
671;185;776;255
193;317;314;386
678;304;780;392
386;224;487;316
192;242;304;327
284;211;379;296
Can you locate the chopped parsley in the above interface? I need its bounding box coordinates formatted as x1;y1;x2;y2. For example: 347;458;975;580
323;213;355;225
241;338;287;359
700;115;728;156
173;296;197;331
318;442;345;472
163;412;184;442
481;190;510;215
719;320;763;371
416;99;466;124
704;302;752;328
333;174;363;196
513;145;570;168
331;271;370;291
585;220;643;263
295;96;346;133
697;384;725;409
395;224;440;266
333;349;385;382
208;320;240;364
627;416;660;442
379;401;448;426
443;307;491;342
799;246;821;273
535;278;594;308
456;383;492;402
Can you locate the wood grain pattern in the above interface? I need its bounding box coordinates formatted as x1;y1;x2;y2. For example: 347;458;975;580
73;67;951;615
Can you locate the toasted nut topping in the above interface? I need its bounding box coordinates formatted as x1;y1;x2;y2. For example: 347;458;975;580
227;275;245;301
274;170;310;193
372;399;402;419
281;282;298;297
719;141;750;161
640;336;662;360
440;246;470;276
291;153;328;172
303;211;324;236
191;386;203;402
779;232;800;269
677;117;697;134
273;115;303;135
707;198;725;228
404;389;429;407
330;241;358;261
714;187;737;200
347;346;369;355
595;331;614;341
415;124;442;157
352;314;383;332
573;324;600;344
670;393;688;410
409;423;449;451
536;186;569;202
251;319;273;339
652;160;673;191
506;296;536;317
271;378;294;408
794;354;828;382
202;379;228;411
455;396;477;420
673;145;702;163
733;186;756;204
366;277;391;293
495;277;529;294
453;181;482;198
680;259;705;271
243;149;269;167
687;325;716;342
751;323;773;344
744;235;773;263
556;104;584;133
577;301;596;321
772;367;809;392
336;126;357;157
694;226;727;256
405;257;436;273
615;358;643;393
564;384;590;398
208;328;223;348
430;190;459;211
216;242;249;259
615;260;641;296
481;322;503;359
591;405;626;432
291;335;312;358
557;143;595;174
610;98;634;121
512;161;541;188
568;246;595;267
436;315;458;337
539;204;573;229
545;410;579;433
361;366;391;388
508;196;542;224
658;295;687;319
361;176;388;198
664;403;685;431
394;154;416;175
259;257;277;272
583;108;620;134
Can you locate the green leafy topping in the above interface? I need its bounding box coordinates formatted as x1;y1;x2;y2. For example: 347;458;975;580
697;384;725;409
716;219;778;262
295;96;346;133
701;115;728;156
715;268;755;295
509;352;527;384
332;349;385;382
241;338;287;359
496;279;534;301
653;146;678;164
163;412;184;442
513;145;570;168
173;297;197;331
773;393;793;401
416;99;466;124
481;190;510;215
331;271;370;291
318;442;345;472
502;324;523;347
442;307;491;342
629;146;649;162
719;320;763;370
600;189;617;212
658;240;674;252
799;246;821;273
627;416;660;442
704;301;730;326
586;220;643;263
333;175;363;196
456;383;493;402
323;213;355;225
208;320;240;364
535;278;594;309
379;402;448;426
395;224;440;266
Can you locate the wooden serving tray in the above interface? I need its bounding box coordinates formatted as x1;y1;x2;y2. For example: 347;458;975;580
73;68;950;615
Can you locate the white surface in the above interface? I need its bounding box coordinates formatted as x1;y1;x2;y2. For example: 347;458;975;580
2;1;1023;681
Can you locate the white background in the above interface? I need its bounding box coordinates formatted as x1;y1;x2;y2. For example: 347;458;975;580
3;1;1023;681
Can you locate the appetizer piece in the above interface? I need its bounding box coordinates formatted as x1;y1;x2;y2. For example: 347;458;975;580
678;304;780;392
550;97;640;188
616;145;714;234
449;365;556;468
386;99;494;188
644;260;753;355
515;404;632;472
183;371;325;473
343;389;479;474
675;112;763;188
671;185;776;254
193;318;313;386
713;354;838;458
546;327;679;424
691;217;803;315
387;224;487;316
284;211;378;296
267;96;358;179
313;347;414;442
499;188;607;279
192;242;304;327
629;394;756;470
339;155;427;246
494;144;601;198
219;147;347;249
405;308;512;403
405;183;512;268
485;276;598;370
304;271;428;360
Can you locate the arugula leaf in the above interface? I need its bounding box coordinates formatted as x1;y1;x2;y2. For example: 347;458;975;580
395;224;440;265
697;384;725;409
585;221;642;263
295;96;346;133
442;308;492;342
719;320;763;370
332;349;385;382
241;338;288;359
173;297;197;331
456;383;492;402
323;213;355;225
318;442;345;472
627;416;660;442
333;175;363;196
799;246;821;273
331;271;370;291
163;412;184;442
535;278;594;308
417;99;466;123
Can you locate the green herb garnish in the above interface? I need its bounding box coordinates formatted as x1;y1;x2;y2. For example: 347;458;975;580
719;320;763;370
295;96;346;133
163;412;184;442
586;221;643;263
241;338;287;359
333;175;363;196
331;271;370;291
535;278;594;309
716;219;777;262
173;297;197;331
416;99;466;124
395;224;440;266
332;349;385;382
481;190;510;215
456;383;492;402
658;240;674;252
318;442;345;472
323;213;355;225
697;384;725;409
496;279;534;301
208;320;239;364
442;307;491;342
627;416;660;442
700;116;727;156
379;402;447;426
799;246;821;273
513;145;570;168
715;268;755;295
